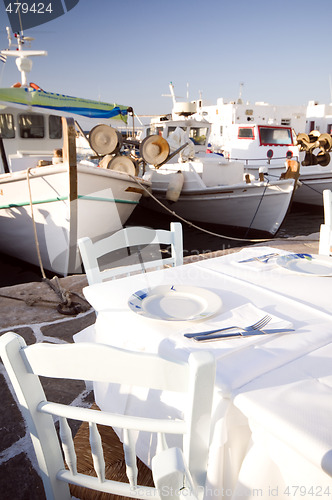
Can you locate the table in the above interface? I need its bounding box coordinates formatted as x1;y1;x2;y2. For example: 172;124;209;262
74;246;332;499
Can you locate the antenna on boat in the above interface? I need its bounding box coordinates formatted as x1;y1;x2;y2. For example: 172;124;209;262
237;82;244;104
6;27;12;47
1;27;47;87
161;82;182;105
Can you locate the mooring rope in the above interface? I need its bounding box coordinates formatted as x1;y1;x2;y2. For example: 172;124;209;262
130;173;318;244
130;175;276;243
296;180;326;195
26;168;90;315
26;168;47;279
243;179;270;239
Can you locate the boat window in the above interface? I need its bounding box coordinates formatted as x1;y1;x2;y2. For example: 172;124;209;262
189;127;208;145
238;127;254;139
150;125;164;136
0;114;15;138
220;126;223;136
19;114;44;138
258;126;293;145
167;126;186;136
49;115;62;139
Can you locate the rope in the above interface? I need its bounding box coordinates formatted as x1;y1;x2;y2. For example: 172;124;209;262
0;291;61;307
130;175;274;243
26;168;47;279
243;179;270;238
297;180;325;195
129;174;318;244
26;168;90;315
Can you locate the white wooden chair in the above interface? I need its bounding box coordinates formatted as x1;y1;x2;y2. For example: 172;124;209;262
319;189;332;256
78;222;183;285
0;332;215;500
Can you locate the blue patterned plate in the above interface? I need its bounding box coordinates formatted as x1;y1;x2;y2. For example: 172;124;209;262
276;254;332;276
128;285;222;321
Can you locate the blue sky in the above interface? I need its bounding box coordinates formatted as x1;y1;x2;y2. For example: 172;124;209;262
0;0;331;116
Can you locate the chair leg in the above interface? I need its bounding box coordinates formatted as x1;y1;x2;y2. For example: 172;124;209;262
319;224;332;256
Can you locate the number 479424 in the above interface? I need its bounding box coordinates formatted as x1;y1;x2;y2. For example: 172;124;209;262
5;3;53;14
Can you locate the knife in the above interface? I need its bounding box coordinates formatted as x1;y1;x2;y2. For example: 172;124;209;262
193;328;294;342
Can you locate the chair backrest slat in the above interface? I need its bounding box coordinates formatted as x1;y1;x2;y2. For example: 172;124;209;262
123;428;138;486
78;222;183;285
89;422;106;482
59;417;77;475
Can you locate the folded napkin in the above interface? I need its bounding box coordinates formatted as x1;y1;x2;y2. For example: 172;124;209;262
183;303;293;337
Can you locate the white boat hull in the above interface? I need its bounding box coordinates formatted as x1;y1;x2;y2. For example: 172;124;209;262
245;163;332;207
292;166;332;206
0;162;147;275
142;161;298;236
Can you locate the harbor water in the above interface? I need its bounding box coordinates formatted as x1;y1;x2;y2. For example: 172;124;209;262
0;203;324;289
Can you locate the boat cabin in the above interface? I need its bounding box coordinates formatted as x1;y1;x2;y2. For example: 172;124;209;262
0;106;63;173
145;117;211;155
197;97;304;166
214;123;299;163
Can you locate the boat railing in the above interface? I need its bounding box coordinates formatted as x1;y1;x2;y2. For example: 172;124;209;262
227;156;299;166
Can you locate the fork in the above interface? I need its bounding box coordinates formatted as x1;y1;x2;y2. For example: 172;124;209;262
254;254;279;263
238;253;279;264
184;314;272;339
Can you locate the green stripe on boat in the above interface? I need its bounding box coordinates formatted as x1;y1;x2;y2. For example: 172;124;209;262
78;195;138;204
0;195;138;210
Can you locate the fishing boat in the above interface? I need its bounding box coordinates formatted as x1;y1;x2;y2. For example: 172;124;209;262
140;98;300;237
0;28;131;167
142;157;299;237
206;118;332;207
0;29;151;275
200;90;332;206
199;93;301;179
0;117;151;275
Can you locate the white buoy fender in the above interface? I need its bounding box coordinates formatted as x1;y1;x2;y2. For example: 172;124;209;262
166;170;184;202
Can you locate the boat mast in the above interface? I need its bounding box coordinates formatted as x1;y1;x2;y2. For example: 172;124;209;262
0;27;47;87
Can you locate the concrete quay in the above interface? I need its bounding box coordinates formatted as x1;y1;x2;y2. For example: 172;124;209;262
0;235;320;499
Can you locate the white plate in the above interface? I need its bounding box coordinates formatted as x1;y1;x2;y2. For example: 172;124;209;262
128;285;222;321
276;254;332;276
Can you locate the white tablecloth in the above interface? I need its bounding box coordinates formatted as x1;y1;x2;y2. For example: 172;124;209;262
75;246;332;499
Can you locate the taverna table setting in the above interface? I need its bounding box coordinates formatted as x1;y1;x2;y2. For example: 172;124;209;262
74;236;332;500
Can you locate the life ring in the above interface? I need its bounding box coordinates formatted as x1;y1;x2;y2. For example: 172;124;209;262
29;82;43;91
